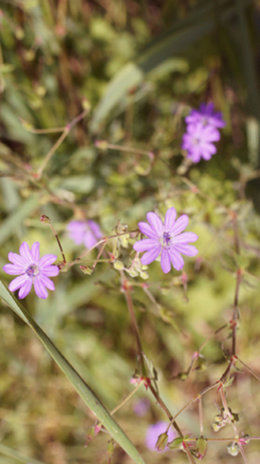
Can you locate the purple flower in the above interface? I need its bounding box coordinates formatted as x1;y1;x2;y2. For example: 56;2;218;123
67;220;102;249
3;242;59;299
185;102;226;129
133;398;150;416
145;421;176;452
182;122;220;163
133;208;198;273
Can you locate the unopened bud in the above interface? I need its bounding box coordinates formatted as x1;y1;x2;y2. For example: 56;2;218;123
227;442;239;456
80;265;93;275
168;437;186;450
40;214;50;223
155;432;168;452
95;140;108;150
197;436;208;459
113;260;124;271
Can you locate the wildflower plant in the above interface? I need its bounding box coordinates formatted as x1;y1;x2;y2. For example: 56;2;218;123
1;3;260;464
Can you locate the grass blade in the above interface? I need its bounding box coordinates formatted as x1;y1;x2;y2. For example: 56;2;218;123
0;280;145;464
90;0;252;132
0;443;46;464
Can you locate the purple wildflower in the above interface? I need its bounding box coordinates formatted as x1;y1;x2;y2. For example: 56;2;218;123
182;122;220;163
133;398;150;416
185;102;226;129
133;207;198;273
67;220;102;249
3;242;59;299
145;421;176;452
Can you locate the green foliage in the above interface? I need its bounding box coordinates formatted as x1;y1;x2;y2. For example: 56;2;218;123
0;1;260;463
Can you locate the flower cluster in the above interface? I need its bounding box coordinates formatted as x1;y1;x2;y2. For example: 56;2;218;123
3;242;59;299
182;102;225;163
133;207;198;273
67;220;102;249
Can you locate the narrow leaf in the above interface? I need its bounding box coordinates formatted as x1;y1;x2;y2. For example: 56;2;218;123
0;281;145;464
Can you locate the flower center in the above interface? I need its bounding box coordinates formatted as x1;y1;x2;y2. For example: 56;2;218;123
202;116;208;126
192;136;201;146
26;264;39;277
163;231;171;247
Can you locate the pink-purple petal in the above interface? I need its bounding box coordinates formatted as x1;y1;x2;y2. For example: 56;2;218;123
160;248;171;273
41;265;59;277
164;207;176;230
169;249;184;271
174;244;198;256
9;274;28;292
34;276;48;299
31;242;40;261
138;222;158;239
39;254;58;268
83;231;98;249
146;212;163;236
8;252;26;266
3;263;25;275
173;232;198;243
19;242;33;263
140;245;161;265
39;274;55;291
88;220;103;239
18;280;32;299
171;215;189;235
133;239;158;252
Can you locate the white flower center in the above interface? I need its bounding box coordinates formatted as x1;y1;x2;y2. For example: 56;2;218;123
26;264;39;277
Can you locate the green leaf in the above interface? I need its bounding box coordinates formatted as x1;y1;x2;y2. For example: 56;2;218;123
0;194;39;246
90;0;252;132
0;280;145;464
0;443;45;464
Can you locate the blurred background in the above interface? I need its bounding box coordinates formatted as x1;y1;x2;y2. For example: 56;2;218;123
0;0;260;463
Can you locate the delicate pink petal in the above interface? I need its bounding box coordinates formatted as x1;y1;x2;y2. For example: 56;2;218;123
133;239;158;252
39;254;58;268
34;276;48;299
160;249;171;273
41;265;59;277
84;231;98;249
18;280;32;299
140;245;161;265
8;252;26;266
88;220;102;239
138;222;158;239
19;242;33;263
3;263;25;275
31;242;40;261
67;221;86;245
171;215;189;235
203;143;217;155
39;274;55;291
164;208;176;230
9;275;29;292
146;212;163;236
173;232;198;243
169;249;184;271
174;244;198;256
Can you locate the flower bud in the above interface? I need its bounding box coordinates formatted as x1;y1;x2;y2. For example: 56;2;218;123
155;432;168;452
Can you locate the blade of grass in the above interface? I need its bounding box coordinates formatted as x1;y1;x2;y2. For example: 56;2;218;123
235;0;260;167
90;0;252;132
0;280;145;464
0;443;46;464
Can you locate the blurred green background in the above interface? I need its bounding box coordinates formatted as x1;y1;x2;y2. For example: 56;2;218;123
1;0;260;463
